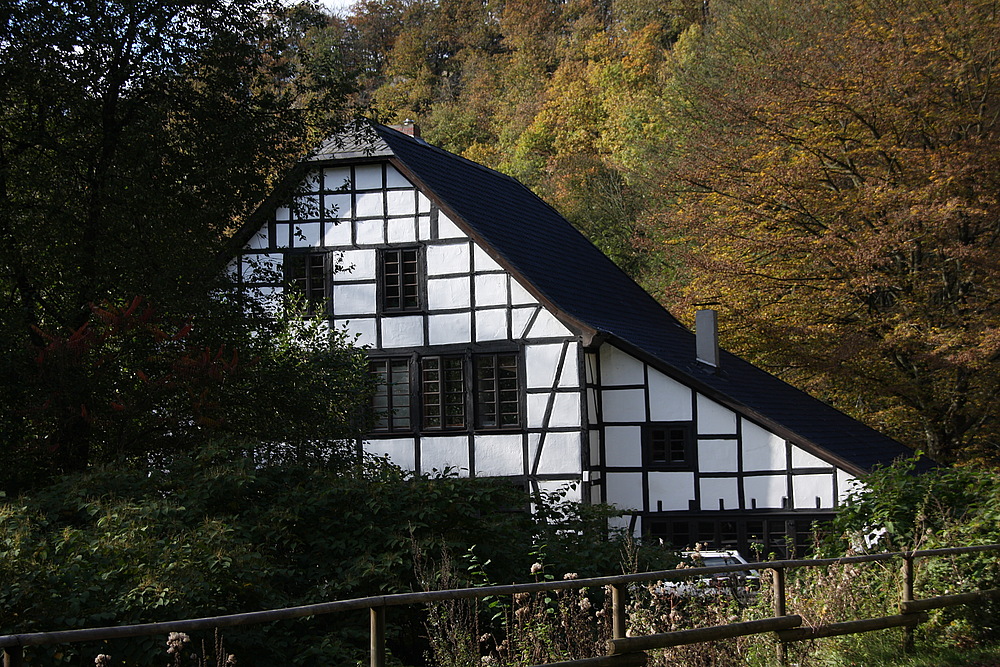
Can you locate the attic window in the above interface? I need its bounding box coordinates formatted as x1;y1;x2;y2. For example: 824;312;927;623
380;247;422;312
284;251;327;316
644;422;694;470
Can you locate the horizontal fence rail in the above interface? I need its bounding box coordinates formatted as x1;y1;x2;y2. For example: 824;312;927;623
2;545;999;667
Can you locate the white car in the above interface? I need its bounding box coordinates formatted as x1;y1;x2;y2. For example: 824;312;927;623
658;550;760;603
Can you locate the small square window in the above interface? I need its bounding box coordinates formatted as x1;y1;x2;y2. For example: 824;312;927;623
644;422;694;469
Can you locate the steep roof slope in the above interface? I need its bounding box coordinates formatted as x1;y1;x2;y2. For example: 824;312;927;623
309;124;918;475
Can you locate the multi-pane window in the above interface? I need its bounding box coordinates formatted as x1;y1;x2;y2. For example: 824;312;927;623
645;422;694;469
421;356;466;429
370;359;411;432
369;352;522;433
285;252;327;315
381;248;421;311
475;354;520;428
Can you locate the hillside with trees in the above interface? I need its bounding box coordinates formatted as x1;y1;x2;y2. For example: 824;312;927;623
337;0;1000;466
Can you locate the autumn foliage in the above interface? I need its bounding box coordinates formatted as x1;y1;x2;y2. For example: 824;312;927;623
338;0;1000;465
664;0;1000;464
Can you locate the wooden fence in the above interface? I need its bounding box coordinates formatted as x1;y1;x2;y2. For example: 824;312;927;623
2;544;999;667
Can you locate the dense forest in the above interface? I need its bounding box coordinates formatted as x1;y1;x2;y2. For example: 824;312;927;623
320;0;1000;466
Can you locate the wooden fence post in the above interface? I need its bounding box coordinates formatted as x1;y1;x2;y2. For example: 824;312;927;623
611;584;627;640
3;647;23;667
371;607;386;667
772;567;787;667
902;554;915;653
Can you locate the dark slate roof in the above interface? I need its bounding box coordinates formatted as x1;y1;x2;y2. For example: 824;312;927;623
318;123;919;475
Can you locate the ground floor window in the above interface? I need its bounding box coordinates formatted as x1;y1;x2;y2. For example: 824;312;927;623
645;513;833;560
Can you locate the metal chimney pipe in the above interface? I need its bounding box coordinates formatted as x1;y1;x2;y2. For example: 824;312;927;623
696;309;719;368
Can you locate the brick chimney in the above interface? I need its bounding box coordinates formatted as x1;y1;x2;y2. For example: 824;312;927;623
393;119;420;137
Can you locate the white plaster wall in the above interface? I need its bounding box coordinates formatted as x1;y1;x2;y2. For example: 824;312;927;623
332;283;376;315
697;395;737;434
558;349;580;388
536;480;583;504
742;419;787;471
246;229;268;250
355;164;382;189
293;222;322;247
531;431;582;475
427;242;471;275
700;477;740;510
510;280;537;306
648;369;693;421
837;469;858;503
324;193;351;218
473;244;502;271
386;190;416;216
437;213;465;239
428;312;471;344
548;393;581;428
589;429;601;466
387;217;418;243
527;310;572;338
792;473;835;509
427;276;471;310
386;164;410;188
586;388;598;423
364;438;415;471
421;436;469;474
791;445;830;469
381;316;424;348
525;344;564;389
474;273;508;306
418;215;433;240
325;220;352;246
475;309;507;341
599;345;645;386
602;388;646;422
743;475;787;509
335;318;376;347
605;472;645;511
355;218;385;244
337;249;376;280
527;394;581;429
698;439;738;473
604;426;642;467
511;307;536;339
323;167;351;191
648;471;696;511
585;353;597;384
356;192;384;218
475;434;524;476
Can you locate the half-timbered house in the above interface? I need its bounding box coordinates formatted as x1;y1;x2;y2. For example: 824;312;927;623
230;123;915;558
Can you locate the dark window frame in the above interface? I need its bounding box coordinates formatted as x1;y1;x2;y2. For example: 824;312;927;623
283;251;328;317
368;348;523;435
421;355;467;430
643;422;695;470
379;246;424;313
369;357;413;432
474;352;521;429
